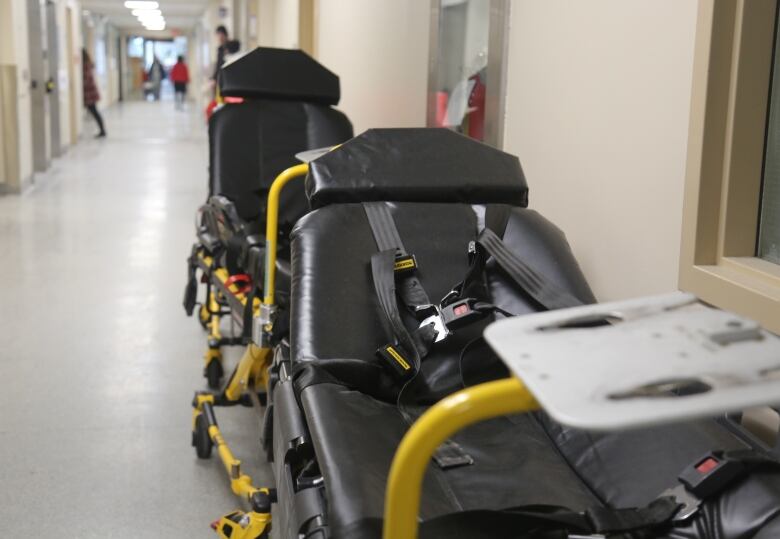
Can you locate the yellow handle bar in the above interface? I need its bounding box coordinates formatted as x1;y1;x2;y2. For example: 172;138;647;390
382;377;539;539
263;163;309;305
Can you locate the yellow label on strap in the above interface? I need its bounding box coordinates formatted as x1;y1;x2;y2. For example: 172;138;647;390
394;256;417;272
386;346;411;371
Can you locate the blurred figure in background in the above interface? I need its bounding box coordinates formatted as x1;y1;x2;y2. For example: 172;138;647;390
223;39;243;64
212;25;229;83
148;57;166;101
170;55;190;110
82;49;106;138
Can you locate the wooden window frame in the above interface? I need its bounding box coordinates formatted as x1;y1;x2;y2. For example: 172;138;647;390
680;0;780;332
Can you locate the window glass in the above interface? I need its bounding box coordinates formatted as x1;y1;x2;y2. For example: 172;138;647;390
431;0;490;141
127;36;144;58
759;21;780;264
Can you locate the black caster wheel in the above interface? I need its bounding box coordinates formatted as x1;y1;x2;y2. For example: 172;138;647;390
193;412;213;459
198;305;210;330
205;358;224;389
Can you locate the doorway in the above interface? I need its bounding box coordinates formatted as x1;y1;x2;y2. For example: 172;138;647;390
27;0;49;173
66;6;78;145
46;0;61;157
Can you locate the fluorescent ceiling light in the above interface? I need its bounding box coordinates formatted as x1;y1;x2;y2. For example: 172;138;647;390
137;13;165;22
132;9;161;16
124;1;159;9
143;21;166;30
138;14;165;23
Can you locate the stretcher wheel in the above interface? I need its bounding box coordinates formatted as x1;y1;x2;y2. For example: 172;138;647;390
198;304;210;330
205;358;224;389
193;412;213;459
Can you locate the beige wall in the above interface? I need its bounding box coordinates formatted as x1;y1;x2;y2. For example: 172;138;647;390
253;0;298;49
314;0;430;135
273;0;299;48
0;0;34;191
502;0;699;301
256;0;276;47
56;0;84;149
0;0;86;193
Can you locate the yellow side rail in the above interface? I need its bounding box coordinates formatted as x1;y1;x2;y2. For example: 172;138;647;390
382;377;540;539
263;163;309;305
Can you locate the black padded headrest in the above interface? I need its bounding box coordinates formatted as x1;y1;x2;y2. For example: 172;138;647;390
219;47;340;105
306;128;528;208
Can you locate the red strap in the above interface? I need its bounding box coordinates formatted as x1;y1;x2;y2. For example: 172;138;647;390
224;274;252;295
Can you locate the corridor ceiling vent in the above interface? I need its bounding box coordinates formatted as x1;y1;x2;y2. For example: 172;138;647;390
124;1;165;31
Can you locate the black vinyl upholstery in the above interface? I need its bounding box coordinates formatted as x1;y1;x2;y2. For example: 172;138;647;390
306;128;528;209
301;383;600;538
208;100;353;230
290;203;593;402
219;47;340;105
202;99;352;293
282;200;780;539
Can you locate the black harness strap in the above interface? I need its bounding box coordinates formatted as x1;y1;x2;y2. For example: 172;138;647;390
477;228;584;311
364;204;472;469
364;201;405;252
370;249;423;372
419;497;680;538
363;202;431;311
484;204;511;239
242;285;258;342
183;245;199;316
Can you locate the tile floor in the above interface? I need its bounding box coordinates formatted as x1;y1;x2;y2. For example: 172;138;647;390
0;100;271;537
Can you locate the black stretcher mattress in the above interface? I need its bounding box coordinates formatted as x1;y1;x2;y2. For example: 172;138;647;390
287;201;780;538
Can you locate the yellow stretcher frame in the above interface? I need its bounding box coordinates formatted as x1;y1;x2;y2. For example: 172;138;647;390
192;163;310;536
382;377;540;539
195;158;306;391
262;163;309;305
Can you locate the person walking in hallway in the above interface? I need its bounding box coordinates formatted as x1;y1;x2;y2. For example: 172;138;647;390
171;55;190;110
82;49;106;138
212;25;229;84
148;57;166;101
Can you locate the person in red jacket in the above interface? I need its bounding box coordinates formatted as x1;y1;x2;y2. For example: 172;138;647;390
170;55;190;110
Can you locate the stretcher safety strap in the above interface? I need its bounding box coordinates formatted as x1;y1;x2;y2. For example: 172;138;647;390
476;228;584;311
363;202;431;310
363;201;406;253
370;249;423;370
416;497;680;537
183;244;199;315
364;203;473;469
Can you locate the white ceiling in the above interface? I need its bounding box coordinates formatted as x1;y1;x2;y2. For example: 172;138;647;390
80;0;209;32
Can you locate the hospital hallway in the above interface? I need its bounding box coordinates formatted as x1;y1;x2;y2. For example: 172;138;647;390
0;101;271;537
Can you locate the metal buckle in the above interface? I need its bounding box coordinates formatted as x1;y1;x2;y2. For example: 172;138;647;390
439;288;462;307
413;303;438;318
252;305;277;348
258;303;276;325
660;484;701;522
419;307;450;343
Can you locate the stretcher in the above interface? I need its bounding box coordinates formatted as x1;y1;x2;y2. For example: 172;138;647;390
182;47;353;388
268;129;597;538
192;127;534;536
195;128;780;538
384;293;780;538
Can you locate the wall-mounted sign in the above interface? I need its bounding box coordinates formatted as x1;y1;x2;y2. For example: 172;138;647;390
218;6;228;18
